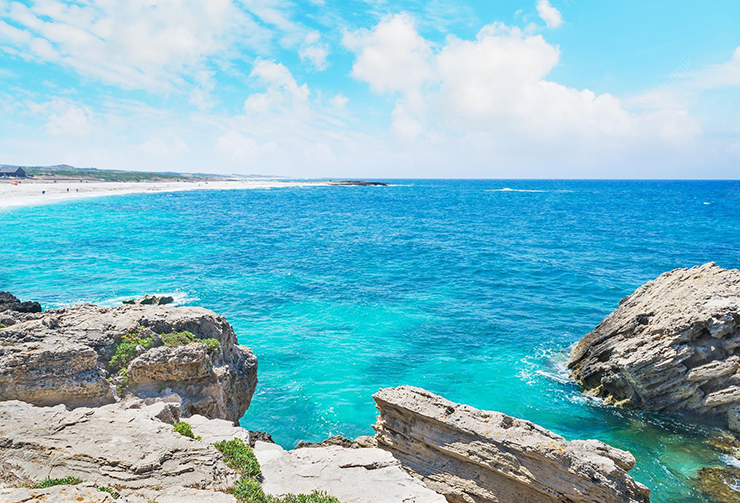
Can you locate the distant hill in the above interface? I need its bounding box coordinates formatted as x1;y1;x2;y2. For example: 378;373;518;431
0;164;264;182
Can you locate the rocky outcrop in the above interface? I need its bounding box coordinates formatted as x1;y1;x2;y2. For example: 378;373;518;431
123;294;175;305
0;301;257;421
567;263;740;431
373;386;650;503
0;400;239;494
0;292;41;314
253;441;446;503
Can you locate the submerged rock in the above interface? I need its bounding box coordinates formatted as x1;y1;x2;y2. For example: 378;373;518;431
697;467;740;503
123;294;175;305
0;301;257;421
568;263;740;431
373;386;650;503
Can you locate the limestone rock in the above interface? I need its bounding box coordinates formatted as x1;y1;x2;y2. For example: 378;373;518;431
0;400;239;491
373;386;650;503
0;301;257;421
0;485;117;503
253;441;447;503
568;263;740;430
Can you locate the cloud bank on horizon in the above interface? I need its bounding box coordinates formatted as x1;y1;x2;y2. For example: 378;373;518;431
0;0;738;178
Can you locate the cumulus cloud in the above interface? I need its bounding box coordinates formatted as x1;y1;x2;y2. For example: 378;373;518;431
244;60;310;115
343;13;434;95
536;0;563;29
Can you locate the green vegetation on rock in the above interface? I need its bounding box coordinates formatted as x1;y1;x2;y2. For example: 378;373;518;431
108;328;153;372
214;438;340;503
161;330;196;347
37;476;83;488
96;485;120;499
202;338;222;352
174;421;201;440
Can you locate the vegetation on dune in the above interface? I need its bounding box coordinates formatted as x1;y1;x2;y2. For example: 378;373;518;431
214;438;340;503
24;166;186;182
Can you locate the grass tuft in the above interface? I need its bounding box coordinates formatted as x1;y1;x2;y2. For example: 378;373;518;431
161;330;196;347
36;476;83;488
202;338;221;352
96;486;120;499
213;438;261;479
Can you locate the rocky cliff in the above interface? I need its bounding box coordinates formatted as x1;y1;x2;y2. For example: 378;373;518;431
567;263;740;431
373;386;650;503
0;296;257;422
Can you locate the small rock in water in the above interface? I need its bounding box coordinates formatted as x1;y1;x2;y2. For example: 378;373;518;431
123;294;175;305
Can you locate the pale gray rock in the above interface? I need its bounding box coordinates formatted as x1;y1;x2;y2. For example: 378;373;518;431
568;263;740;430
373;386;650;503
0;302;257;421
0;400;239;491
0;485;117;503
254;441;447;503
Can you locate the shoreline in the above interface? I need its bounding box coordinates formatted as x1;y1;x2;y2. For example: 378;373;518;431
0;179;334;210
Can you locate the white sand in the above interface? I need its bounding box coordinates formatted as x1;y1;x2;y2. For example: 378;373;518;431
0;179;328;210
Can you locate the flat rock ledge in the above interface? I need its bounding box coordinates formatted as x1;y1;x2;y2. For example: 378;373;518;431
0;299;257;422
567;263;740;431
373;386;650;503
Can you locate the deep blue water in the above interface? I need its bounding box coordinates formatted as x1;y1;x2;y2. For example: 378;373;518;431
2;179;740;502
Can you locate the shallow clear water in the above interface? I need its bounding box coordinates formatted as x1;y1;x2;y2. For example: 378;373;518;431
2;180;740;502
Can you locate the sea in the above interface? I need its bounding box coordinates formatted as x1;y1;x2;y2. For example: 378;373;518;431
2;179;740;502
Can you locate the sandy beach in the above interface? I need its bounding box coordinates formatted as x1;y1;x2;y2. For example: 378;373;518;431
0;179;329;210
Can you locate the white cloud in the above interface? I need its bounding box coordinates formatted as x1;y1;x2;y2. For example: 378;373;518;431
536;0;563;29
27;99;94;137
329;94;348;111
244;60;310;115
299;31;330;71
0;0;273;93
685;47;740;89
343;13;434;95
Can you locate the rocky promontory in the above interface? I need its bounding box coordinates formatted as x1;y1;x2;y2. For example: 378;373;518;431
0;294;257;421
568;263;740;431
373;386;650;503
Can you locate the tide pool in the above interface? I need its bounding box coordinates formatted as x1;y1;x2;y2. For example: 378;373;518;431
2;179;740;502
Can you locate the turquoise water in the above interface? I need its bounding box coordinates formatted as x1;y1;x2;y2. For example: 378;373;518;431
2;180;740;502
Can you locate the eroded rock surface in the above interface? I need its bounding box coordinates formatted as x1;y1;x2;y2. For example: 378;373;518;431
254;441;446;503
568;263;740;430
0;301;257;421
0;400;239;491
373;386;650;503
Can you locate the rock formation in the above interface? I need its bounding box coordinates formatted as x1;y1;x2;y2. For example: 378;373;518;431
253;441;446;503
567;263;740;431
0;291;41;314
0;400;240;492
0;301;257;421
373;386;650;503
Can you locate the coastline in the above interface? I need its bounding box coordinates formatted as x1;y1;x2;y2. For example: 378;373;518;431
0;179;333;210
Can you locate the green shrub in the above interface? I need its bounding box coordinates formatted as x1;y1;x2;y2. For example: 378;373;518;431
173;421;200;440
96;486;120;499
279;492;341;503
202;338;221;352
161;331;196;347
233;477;271;503
109;328;153;372
0;323;7;329
36;476;83;488
213;438;261;479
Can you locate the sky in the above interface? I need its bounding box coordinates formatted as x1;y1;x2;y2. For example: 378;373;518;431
0;0;738;178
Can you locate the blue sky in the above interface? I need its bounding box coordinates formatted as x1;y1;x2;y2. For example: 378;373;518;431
0;0;738;178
